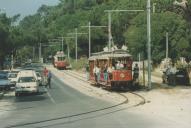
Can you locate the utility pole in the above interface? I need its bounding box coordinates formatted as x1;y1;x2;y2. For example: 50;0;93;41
166;32;169;59
75;28;77;62
89;21;91;57
108;11;112;51
153;3;156;13
33;46;35;61
138;53;141;83
60;36;75;61
68;28;87;62
52;36;74;59
81;21;107;57
105;9;144;51
11;52;13;70
147;0;152;90
61;36;64;51
67;41;71;63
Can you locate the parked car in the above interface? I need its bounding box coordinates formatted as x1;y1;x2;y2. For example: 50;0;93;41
162;68;190;85
15;70;39;96
8;72;18;86
0;72;11;91
175;68;190;85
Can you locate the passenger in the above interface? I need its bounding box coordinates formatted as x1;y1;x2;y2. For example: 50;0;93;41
103;64;108;83
85;63;90;80
162;66;171;83
47;71;52;88
97;64;101;83
116;61;124;69
107;63;115;81
133;63;139;81
93;64;100;84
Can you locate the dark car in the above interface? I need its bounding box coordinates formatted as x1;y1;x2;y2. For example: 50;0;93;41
163;68;190;86
175;68;190;85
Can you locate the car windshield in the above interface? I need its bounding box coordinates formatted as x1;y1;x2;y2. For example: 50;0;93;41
8;73;17;78
18;77;36;83
0;75;8;80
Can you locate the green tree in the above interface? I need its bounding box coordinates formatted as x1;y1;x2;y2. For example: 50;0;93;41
124;11;190;63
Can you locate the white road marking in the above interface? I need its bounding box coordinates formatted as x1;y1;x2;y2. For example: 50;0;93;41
45;88;56;104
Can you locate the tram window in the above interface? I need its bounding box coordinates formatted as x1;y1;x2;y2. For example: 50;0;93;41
58;57;65;61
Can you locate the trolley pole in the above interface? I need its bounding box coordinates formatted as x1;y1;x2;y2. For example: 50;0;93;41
81;22;107;57
105;9;144;51
147;0;152;90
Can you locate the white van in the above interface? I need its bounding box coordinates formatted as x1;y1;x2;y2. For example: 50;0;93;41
15;70;39;96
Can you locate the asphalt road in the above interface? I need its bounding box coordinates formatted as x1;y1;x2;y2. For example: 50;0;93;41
0;67;177;128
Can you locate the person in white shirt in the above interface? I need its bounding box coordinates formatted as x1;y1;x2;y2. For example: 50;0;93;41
116;61;124;70
93;64;100;84
107;63;115;81
169;64;177;86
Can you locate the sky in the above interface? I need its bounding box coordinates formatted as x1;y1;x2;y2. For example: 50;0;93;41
0;0;59;18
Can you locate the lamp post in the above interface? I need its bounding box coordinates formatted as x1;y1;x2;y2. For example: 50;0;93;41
81;21;107;57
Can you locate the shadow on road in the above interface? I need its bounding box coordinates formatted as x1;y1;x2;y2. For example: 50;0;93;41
14;93;47;102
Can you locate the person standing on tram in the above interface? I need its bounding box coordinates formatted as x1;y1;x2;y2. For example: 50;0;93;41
103;63;108;83
107;63;115;81
133;63;139;82
93;64;100;84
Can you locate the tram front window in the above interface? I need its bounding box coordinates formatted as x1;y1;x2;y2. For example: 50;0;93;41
116;61;124;70
58;57;65;61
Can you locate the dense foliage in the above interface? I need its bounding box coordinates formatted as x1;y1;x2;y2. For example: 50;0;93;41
0;0;191;68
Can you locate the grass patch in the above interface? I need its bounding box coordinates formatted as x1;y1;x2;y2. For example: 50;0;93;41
70;58;88;70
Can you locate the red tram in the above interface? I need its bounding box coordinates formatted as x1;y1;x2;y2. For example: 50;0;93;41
53;51;69;70
88;49;134;89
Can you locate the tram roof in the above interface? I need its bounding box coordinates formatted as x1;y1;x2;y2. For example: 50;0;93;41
89;49;132;60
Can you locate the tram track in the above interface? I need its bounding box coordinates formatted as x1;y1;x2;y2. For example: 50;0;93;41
4;69;146;128
62;70;146;107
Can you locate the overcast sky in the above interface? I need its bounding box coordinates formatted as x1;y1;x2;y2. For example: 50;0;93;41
0;0;59;18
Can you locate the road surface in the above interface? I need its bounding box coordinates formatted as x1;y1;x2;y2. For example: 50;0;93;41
0;67;188;128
